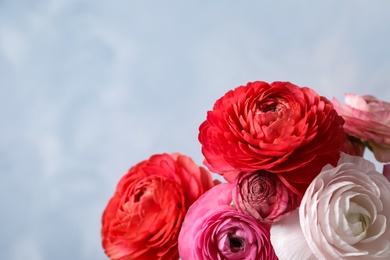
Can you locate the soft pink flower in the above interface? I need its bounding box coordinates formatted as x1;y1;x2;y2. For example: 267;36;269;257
271;153;390;259
232;171;300;224
178;183;277;260
333;94;390;162
199;81;345;196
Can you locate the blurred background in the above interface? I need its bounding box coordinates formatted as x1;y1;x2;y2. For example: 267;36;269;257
1;0;389;259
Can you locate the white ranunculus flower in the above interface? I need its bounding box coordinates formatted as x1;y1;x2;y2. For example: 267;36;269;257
271;153;390;259
301;153;390;259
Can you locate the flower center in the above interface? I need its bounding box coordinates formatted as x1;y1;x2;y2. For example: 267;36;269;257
134;188;146;202
359;214;367;232
228;234;245;252
346;202;370;236
258;100;279;113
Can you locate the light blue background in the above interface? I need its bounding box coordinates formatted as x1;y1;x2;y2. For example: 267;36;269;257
1;1;389;259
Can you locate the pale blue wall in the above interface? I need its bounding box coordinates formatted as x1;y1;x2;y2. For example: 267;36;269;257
1;1;389;259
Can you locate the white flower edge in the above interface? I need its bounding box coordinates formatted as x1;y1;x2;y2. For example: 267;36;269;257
270;210;316;260
271;153;390;259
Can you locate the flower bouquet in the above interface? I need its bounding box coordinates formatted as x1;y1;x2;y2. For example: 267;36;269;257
101;81;390;259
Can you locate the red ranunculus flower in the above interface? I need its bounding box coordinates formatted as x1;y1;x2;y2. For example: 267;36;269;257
199;81;345;195
101;153;214;260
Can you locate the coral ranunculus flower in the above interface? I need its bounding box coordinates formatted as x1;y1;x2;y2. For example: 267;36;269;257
199;81;345;195
101;153;214;260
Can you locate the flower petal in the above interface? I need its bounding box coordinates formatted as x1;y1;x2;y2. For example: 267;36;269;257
270;210;316;260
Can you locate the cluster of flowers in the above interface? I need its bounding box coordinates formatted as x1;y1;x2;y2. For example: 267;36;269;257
101;81;390;259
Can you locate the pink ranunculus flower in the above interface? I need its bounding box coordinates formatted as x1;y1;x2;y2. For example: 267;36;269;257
232;170;300;224
178;183;277;260
333;94;390;162
271;153;390;259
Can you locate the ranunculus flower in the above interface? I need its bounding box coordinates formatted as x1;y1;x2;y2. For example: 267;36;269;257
232;170;300;224
178;183;277;260
333;94;390;162
101;153;214;260
271;153;390;259
199;81;345;195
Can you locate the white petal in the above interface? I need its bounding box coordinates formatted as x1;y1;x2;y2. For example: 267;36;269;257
338;153;376;173
270;210;316;260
